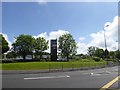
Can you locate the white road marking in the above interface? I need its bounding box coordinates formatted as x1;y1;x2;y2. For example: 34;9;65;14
90;73;101;76
28;74;38;75
24;75;70;80
105;71;111;74
91;71;111;76
91;73;93;75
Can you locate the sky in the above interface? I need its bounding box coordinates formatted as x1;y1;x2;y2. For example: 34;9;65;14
2;1;119;54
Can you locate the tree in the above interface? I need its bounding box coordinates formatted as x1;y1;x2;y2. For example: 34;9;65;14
34;37;48;60
75;54;86;59
108;51;115;59
0;34;9;54
94;47;104;58
115;50;120;59
87;46;96;56
12;34;35;60
58;33;77;61
87;46;105;59
6;51;17;59
104;49;109;58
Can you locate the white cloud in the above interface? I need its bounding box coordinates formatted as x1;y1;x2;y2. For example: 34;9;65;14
77;16;118;54
33;29;69;39
77;42;88;54
90;16;118;51
33;29;69;53
33;32;48;40
90;31;105;48
49;29;69;39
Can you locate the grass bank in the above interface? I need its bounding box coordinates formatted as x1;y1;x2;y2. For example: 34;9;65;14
1;60;107;70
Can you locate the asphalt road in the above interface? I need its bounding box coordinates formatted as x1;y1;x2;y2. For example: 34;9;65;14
2;66;120;89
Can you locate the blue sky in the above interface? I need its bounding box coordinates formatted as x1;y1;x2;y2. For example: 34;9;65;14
2;2;118;54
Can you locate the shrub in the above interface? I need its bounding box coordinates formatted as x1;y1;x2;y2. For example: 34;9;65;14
2;60;17;63
81;59;94;62
107;59;118;63
92;57;101;62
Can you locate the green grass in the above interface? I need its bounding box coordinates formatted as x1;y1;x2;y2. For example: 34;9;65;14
1;60;107;70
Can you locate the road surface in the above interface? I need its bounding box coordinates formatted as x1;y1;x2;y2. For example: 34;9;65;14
2;66;120;89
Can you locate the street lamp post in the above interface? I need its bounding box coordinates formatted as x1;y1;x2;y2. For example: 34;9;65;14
104;28;107;51
103;25;109;65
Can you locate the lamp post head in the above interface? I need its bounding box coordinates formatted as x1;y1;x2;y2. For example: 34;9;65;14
104;23;110;30
106;25;109;27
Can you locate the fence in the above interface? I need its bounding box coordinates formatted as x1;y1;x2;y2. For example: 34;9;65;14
47;62;118;72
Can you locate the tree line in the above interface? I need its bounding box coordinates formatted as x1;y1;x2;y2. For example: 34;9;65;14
1;33;77;61
1;33;120;61
87;46;120;61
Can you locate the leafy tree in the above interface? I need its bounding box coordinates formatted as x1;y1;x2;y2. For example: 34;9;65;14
6;51;17;59
0;34;9;54
87;46;105;58
34;37;48;60
87;46;96;56
104;49;109;58
12;34;35;60
94;47;104;58
58;33;77;61
92;56;101;62
108;51;115;59
75;54;86;59
115;50;120;59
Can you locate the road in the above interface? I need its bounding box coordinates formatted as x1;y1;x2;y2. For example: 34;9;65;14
2;66;120;89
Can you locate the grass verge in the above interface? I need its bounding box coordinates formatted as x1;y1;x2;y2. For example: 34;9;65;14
1;61;107;70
